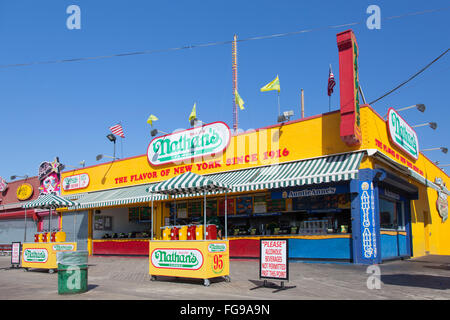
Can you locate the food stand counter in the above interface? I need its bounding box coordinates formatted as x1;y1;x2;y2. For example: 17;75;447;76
149;239;229;286
22;241;77;273
147;171;232;286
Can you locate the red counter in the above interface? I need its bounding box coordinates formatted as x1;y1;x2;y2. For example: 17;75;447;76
93;238;260;257
93;239;149;255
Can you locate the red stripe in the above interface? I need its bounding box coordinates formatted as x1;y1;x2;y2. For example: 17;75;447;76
109;124;125;138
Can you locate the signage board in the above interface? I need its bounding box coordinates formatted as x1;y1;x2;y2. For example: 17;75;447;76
436;191;448;223
0;176;7;192
259;239;288;281
387;108;419;160
16;183;34;201
337;29;362;146
272;184;349;200
147;121;231;166
11;242;21;265
359;181;378;262
23;248;49;263
150;248;204;270
52;244;75;251
62;173;90;191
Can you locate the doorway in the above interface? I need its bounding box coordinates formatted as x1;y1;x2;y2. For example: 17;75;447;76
423;211;431;254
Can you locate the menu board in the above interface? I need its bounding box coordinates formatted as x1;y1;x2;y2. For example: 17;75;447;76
189;201;202;217
206;199;217;217
129;207;140;222
236;196;253;215
140;207;152;221
94;215;104;230
266;196;286;212
218;198;235;216
177;202;188;219
94;216;113;230
253;195;267;213
293;194;350;211
11;242;21;265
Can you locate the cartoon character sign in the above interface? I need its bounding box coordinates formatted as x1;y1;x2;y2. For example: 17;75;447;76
40;172;61;195
38;157;63;195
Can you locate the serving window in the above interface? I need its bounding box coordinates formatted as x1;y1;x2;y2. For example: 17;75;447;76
379;197;405;230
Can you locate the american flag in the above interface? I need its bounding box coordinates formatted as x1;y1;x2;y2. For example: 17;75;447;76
328;65;336;97
109;123;125;138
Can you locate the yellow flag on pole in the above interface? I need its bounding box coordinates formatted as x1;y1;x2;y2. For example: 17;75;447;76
260;75;280;92
234;90;245;110
189;103;197;122
147;114;158;126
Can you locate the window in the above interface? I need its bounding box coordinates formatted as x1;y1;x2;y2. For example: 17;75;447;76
379;197;405;230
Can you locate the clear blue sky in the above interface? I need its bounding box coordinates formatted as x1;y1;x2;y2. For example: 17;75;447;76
0;0;449;180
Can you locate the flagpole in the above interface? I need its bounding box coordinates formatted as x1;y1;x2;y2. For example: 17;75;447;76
277;92;280;116
119;121;123;158
329;95;331;112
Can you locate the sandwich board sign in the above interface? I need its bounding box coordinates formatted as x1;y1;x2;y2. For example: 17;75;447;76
11;242;21;267
251;239;295;292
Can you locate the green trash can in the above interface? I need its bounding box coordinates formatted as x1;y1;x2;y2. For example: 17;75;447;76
56;251;89;295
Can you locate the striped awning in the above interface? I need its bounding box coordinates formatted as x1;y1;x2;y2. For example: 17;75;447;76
65;151;364;209
22;193;76;209
208;151;365;192
148;171;232;196
69;183;166;210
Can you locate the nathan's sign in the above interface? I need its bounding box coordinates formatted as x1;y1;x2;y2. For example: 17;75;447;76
151;248;204;270
52;244;75;251
63;173;90;191
147;122;231;166
337;29;362;147
23;248;48;263
387;108;419;160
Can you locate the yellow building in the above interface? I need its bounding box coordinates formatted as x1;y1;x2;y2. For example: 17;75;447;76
57;29;448;265
58;104;449;264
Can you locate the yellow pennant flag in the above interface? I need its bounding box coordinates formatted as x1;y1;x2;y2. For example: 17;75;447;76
189;103;197;122
260;75;280;92
147;114;158;126
234;90;245;110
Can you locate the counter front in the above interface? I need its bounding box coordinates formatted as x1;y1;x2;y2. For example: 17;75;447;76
149;240;230;286
22;242;77;272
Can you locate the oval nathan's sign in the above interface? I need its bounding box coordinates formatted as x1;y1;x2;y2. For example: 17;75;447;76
147;121;231;166
151;248;204;270
23;248;48;263
387;108;419;160
62;173;90;191
208;243;227;253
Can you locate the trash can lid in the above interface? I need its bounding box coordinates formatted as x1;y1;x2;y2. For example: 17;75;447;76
57;250;88;266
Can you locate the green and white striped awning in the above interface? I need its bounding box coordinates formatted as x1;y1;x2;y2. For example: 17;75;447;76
148;171;232;196
69;183;167;210
65;151;364;209
207;151;365;192
23;193;76;209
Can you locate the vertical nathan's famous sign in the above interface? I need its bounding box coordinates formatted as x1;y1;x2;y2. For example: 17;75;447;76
337;29;362;147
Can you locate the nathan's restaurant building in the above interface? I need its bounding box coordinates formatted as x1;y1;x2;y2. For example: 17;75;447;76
59;30;449;264
59;105;449;264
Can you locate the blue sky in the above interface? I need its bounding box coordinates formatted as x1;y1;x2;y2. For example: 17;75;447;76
0;0;449;180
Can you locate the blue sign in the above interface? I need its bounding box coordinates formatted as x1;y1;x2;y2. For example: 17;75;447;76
359;181;378;261
271;184;348;200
